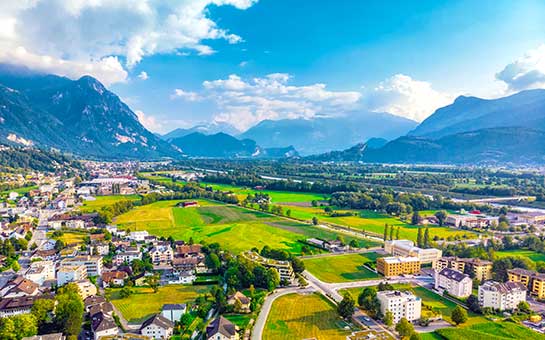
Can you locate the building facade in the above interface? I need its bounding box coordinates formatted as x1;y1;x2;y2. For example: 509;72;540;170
384;240;442;265
376;256;421;277
434;268;472;298
478;281;527;311
433;257;492;281
377;290;421;323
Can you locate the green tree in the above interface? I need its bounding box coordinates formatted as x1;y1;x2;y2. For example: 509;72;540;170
349;239;359;248
395;317;415;338
417;228;423;248
383;224;388;241
383;310;394;327
389;225;394;241
145;274;160;293
0;317;16;340
411;211;421;225
337;293;355;319
205;253;221;272
435;210;447;226
31;298;55;330
396;226;400;240
12;314;38;339
423;228;429;248
312;217;318;225
451;305;468;326
517;300;531;314
55;283;84;338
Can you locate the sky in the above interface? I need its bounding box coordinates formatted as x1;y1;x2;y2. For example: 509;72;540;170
1;0;545;133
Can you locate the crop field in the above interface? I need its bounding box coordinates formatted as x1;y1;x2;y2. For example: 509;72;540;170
433;321;545;339
80;194;141;212
264;293;352;340
495;249;545;262
106;285;210;323
303;253;381;282
280;205;476;242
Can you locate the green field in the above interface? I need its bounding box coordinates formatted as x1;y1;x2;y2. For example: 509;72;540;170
106;285;210;323
201;182;330;203
264;293;352;340
303;253;381;283
433;321;545;339
495;249;545;262
47;230;87;245
1;185;38;196
80;194;141;212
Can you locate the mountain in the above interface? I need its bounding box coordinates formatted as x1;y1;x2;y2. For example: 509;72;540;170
314;127;545;164
239;112;417;155
410;89;545;138
0;64;180;159
162;122;240;141
169;132;299;158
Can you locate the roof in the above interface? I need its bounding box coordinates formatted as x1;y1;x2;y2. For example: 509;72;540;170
91;311;117;332
102;271;128;282
508;268;535;277
10;275;39;295
229;291;251;305
379;256;420;264
481;281;527;294
141;314;174;330
162;303;186;311
0;296;38;310
206;316;237;338
21;333;65;340
438;268;470;282
176;244;202;255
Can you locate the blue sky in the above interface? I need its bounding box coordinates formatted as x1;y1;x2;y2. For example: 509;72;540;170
2;0;545;132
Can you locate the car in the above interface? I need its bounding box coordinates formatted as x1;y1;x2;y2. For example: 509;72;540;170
363;316;371;321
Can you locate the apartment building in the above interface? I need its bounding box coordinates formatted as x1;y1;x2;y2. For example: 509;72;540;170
434;268;472;298
377;290;422;323
376;256;421;277
478;281;527;311
150;245;174;265
61;255;103;276
114;250;142;266
384;240;442;265
433;256;492;281
508;268;545;299
24;260;56;285
57;264;87;286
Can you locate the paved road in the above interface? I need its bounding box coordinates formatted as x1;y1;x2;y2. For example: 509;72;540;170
251;287;315;340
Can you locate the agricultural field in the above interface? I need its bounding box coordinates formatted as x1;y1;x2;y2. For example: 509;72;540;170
264;293;353;340
80;194;141;212
47;230;87;245
279;205;476;242
495;249;545;262
303;253;381;283
105;285;210;323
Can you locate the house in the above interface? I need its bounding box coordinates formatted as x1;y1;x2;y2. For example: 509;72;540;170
176;244;202;258
161;304;186;323
24;260;56;286
31;249;58;262
140;314;174;339
478;281;527;311
377;290;422;323
180;201;199;208
75;279;97;300
434;268;472;298
91;311;118;340
150;245;174;265
0;275;40;298
384;240;442;265
114;250;142;265
227;291;251;313
0;295;40;317
22;333;66;340
92;242;110;256
376;256;421;277
57;264;87;286
102;271;128;288
206;316;239;340
129;231;149;242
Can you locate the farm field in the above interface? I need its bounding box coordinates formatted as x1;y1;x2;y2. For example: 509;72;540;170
432;321;545;339
280;205;476;242
47;230;87;245
495;249;545;262
263;293;352;340
303;253;382;283
105;285;210;323
80;194;141;212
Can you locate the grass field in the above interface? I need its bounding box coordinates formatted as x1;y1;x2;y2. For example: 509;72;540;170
303;253;381;283
264;293;352;340
201;182;330;203
1;185;38;196
47;231;87;245
106;285;210;323
80;194;141;212
495;249;545;262
433;321;545;339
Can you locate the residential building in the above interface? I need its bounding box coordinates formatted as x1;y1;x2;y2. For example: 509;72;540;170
75;279;97;299
434;268;472;298
0;296;39;317
176;244;202;258
0;276;40;298
57;264;87;286
227;291;251;313
140;314;174;339
150;245;174;265
129;231;149;242
161;304;186;323
507;268;545;299
22;333;66;340
61;255;103;276
91;311;118;340
114;250;142;265
478;281;527;311
376;256;421;277
102;271;128;288
241;251;295;282
433;257;492;281
384;240;442;265
24;261;56;285
206;316;239;340
377;290;422;323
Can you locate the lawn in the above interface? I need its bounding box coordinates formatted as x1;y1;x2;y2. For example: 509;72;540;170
434;321;545;339
47;230;87;245
303;253;381;283
105;285;211;323
80;194;141;212
495;249;545;262
264;293;352;340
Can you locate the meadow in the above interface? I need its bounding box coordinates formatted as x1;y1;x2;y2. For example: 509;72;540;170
47;230;87;245
303;253;381;282
263;293;353;340
495;249;545;262
80;194;141;212
432;321;545;339
105;285;210;323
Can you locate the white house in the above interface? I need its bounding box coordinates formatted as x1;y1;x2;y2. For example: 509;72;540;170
129;231;149;242
206;316;239;340
434;268;473;298
150;245;174;265
91;311;118;340
57;264;87;286
161;304;186;323
478;281;527;311
377;290;422;323
140;314;174;339
24;260;56;285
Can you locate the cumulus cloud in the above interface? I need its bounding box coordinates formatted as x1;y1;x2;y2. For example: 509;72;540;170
0;0;256;85
137;71;149;80
202;73;361;130
363;74;454;122
135;110;163;132
171;89;203;102
496;44;545;92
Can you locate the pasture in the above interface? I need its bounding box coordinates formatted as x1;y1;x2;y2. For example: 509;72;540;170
264;293;352;340
80;194;141;212
433;321;545;339
105;285;210;323
47;230;87;245
303;253;381;283
495;249;545;262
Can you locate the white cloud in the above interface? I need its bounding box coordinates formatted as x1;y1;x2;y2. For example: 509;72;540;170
137;71;149;80
135;110;163;132
496;44;545;92
363;74;454;122
171;89;203;102
0;0;256;84
202;73;361;130
239;61;248;67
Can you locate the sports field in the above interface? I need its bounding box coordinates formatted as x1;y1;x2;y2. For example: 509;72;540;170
80;194;141;212
495;249;545;262
264;293;352;340
303;253;381;282
105;285;210;323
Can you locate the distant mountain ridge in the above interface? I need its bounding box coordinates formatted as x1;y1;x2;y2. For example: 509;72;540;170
162;122;240;141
